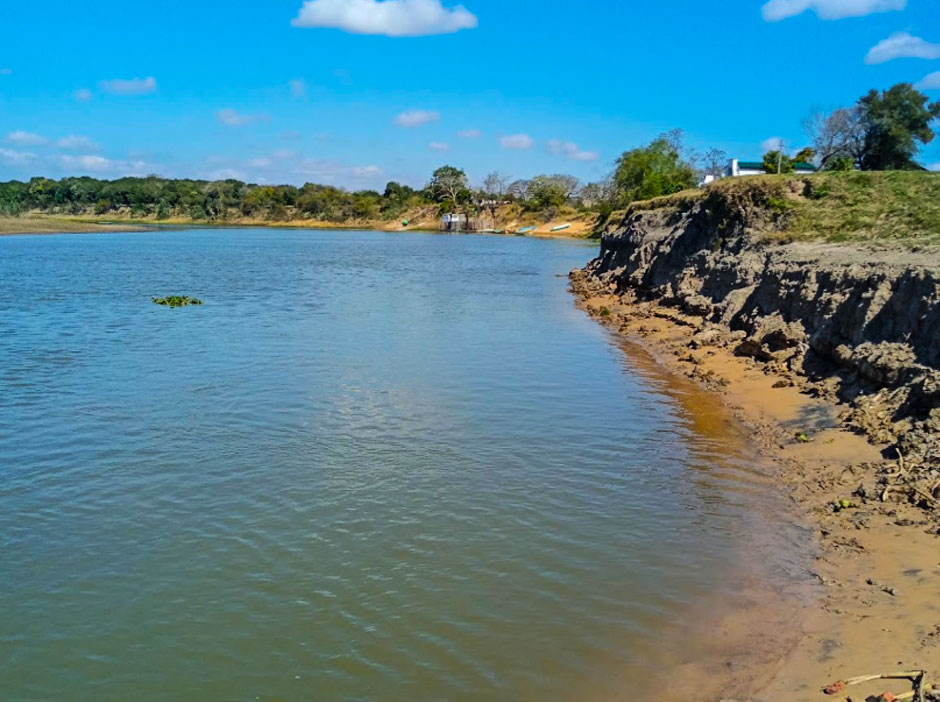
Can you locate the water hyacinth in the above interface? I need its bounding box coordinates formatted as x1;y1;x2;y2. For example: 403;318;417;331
152;295;203;307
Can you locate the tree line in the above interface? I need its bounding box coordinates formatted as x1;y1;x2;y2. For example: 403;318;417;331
2;82;936;224
0;176;425;222
602;81;939;212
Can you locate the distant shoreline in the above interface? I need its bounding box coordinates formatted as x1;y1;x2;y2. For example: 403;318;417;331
0;215;594;239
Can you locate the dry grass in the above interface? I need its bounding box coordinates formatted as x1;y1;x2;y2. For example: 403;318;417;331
782;171;940;245
626;172;940;247
0;216;146;235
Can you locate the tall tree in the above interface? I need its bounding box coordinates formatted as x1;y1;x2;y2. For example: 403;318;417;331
858;83;940;171
482;171;509;199
612;130;697;204
428;166;469;209
698;148;728;179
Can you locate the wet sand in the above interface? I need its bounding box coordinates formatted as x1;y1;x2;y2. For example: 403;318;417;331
573;286;940;702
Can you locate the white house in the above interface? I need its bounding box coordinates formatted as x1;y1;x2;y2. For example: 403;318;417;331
724;158;817;177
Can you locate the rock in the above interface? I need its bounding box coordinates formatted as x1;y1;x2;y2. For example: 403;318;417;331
734;339;774;362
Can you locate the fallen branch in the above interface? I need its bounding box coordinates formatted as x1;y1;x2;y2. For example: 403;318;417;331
824;670;928;702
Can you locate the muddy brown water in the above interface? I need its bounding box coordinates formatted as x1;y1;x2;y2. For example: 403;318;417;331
0;228;809;701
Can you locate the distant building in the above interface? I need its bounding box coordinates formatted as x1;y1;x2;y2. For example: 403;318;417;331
440;213;497;232
441;213;468;232
701;158;818;186
724;158;817;177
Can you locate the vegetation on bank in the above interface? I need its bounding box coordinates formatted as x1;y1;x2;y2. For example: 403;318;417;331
0;167;601;229
1;82;935;238
627;171;940;246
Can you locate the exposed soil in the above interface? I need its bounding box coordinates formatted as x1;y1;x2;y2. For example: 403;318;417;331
570;280;940;701
570;182;940;700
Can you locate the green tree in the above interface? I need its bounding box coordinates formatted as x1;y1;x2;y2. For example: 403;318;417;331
428;166;469;209
793;147;816;165
762;150;794;174
858;83;940;171
525;175;568;211
612;130;696;204
381;181;416;216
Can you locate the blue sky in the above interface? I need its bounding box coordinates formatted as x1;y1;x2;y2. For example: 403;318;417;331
1;0;938;189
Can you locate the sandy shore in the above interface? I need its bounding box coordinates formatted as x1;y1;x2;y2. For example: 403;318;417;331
0;217;151;236
570;279;939;702
0;215;593;239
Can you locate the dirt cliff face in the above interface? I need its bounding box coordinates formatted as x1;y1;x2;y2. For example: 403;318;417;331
578;193;940;463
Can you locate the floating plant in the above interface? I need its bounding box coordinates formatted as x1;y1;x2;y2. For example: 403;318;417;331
152;295;203;307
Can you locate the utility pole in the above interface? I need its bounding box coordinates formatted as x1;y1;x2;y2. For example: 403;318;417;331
777;139;785;175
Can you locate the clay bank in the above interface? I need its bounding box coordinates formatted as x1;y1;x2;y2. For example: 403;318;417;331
572;171;940;701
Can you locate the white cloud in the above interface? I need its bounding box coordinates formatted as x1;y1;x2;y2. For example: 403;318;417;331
0;148;37;165
209;168;248;181
761;136;785;152
865;32;940;64
500;133;534;150
272;148;299;160
98;76;158;95
57;135;99;151
761;0;905;21
217;108;270;126
74;88;93;102
293;158;384;184
915;71;940;90
291;0;478;37
60;154;149;175
249;149;299;169
457;128;482;139
353;165;384;178
6;131;47;146
547;138;598;162
290;78;307;98
0;68;12;75
61;155;113;172
395;109;440;128
428;141;450;151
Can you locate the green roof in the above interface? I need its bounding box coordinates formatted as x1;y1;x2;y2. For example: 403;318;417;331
738;160;817;172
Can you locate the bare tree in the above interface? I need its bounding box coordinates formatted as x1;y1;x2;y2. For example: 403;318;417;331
547;174;581;200
482;171;509;199
698;148;728;178
506;179;530;201
803;106;867;169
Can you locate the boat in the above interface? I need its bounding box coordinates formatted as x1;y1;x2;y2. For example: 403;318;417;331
516;226;537;234
550;223;571;232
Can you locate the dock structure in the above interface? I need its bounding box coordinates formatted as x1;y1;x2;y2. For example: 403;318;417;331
440;213;496;232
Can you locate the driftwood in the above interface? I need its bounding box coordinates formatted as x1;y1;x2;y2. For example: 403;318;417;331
824;670;931;702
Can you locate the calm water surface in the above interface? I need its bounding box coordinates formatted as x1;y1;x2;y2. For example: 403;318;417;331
1;229;798;701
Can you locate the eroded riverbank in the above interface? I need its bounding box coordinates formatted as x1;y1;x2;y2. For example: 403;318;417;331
571;175;940;700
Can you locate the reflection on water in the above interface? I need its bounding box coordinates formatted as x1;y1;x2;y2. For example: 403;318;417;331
0;229;802;701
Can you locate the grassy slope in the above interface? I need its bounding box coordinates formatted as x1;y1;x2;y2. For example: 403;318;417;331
629;172;940;247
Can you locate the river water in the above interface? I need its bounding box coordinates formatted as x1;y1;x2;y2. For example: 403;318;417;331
0;229;802;701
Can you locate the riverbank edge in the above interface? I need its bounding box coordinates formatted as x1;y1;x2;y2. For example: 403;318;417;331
0;216;595;239
569;270;940;702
